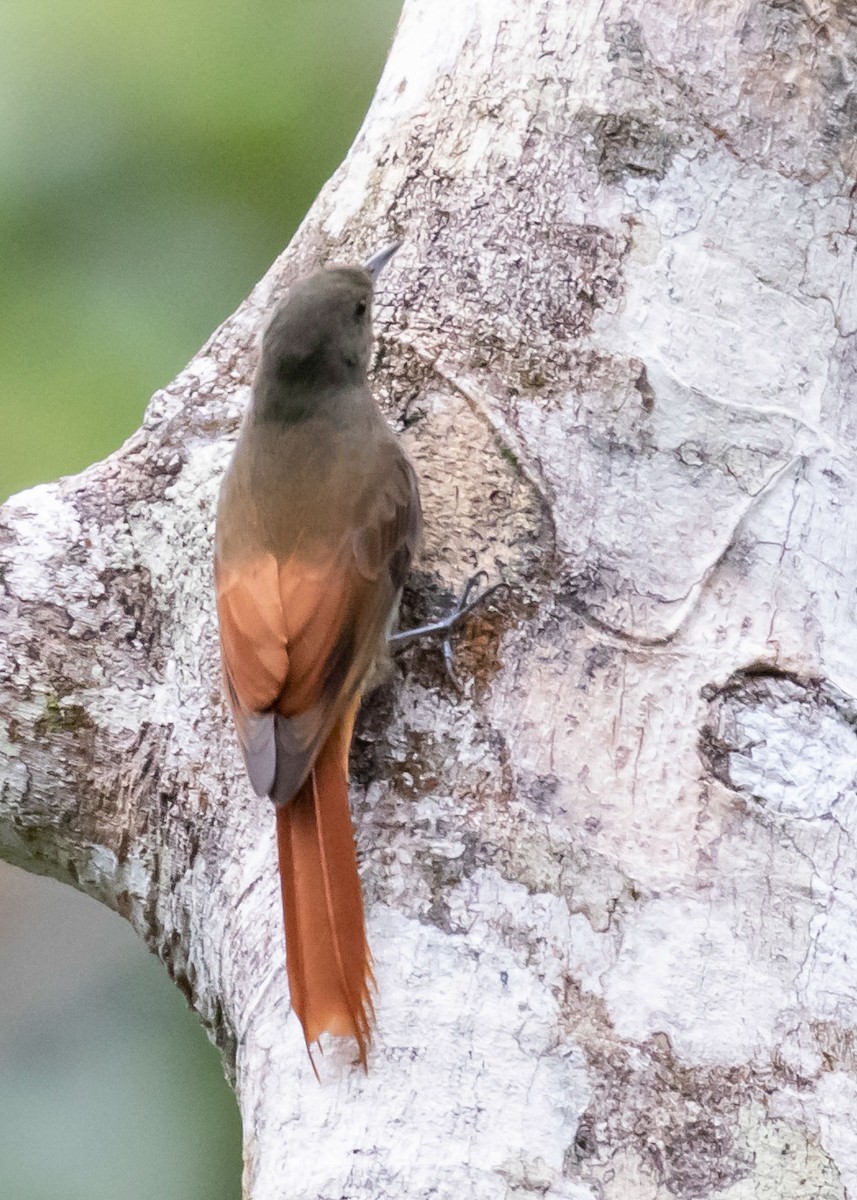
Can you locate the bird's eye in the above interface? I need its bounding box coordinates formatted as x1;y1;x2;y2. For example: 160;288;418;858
355;298;368;319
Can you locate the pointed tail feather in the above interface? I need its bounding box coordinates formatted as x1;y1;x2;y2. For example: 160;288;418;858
275;703;374;1067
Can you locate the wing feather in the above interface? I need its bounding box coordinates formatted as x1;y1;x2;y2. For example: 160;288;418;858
216;443;421;803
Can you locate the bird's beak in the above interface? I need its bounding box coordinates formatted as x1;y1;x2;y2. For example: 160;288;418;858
364;241;401;284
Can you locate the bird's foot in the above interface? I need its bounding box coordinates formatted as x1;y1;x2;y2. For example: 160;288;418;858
389;572;510;690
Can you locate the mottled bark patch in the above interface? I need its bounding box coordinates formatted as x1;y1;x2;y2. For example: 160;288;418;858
567;1023;754;1197
604;14;649;72
98;565;166;659
564;1017;841;1198
583;110;682;184
33;696;95;736
735;0;857;176
700;669;857;819
353;692;501;923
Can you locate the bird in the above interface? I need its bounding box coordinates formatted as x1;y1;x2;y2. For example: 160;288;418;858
214;244;420;1068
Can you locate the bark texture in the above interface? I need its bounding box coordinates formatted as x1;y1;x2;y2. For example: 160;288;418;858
2;1;857;1196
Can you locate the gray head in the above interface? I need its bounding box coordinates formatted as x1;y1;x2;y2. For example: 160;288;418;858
261;267;375;391
253;245;400;423
258;243;400;397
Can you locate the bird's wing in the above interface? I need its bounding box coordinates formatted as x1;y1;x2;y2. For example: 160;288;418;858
215;444;421;802
351;444;422;589
216;545;360;800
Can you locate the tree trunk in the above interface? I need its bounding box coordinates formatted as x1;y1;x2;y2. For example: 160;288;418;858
2;0;857;1196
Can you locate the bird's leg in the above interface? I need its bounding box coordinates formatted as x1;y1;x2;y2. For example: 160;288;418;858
389;572;510;689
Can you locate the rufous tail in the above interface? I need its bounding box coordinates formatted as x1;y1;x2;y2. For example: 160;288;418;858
275;703;374;1067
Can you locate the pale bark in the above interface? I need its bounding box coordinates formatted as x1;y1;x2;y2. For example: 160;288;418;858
2;0;857;1196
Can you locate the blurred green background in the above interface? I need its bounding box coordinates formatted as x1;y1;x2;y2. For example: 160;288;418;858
0;0;401;501
0;0;401;1195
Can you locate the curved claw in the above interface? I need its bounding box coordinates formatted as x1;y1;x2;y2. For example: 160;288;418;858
442;636;461;692
456;571;489;614
390;573;511;691
455;578;511;622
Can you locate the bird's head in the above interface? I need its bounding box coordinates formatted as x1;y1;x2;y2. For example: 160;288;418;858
258;244;400;401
